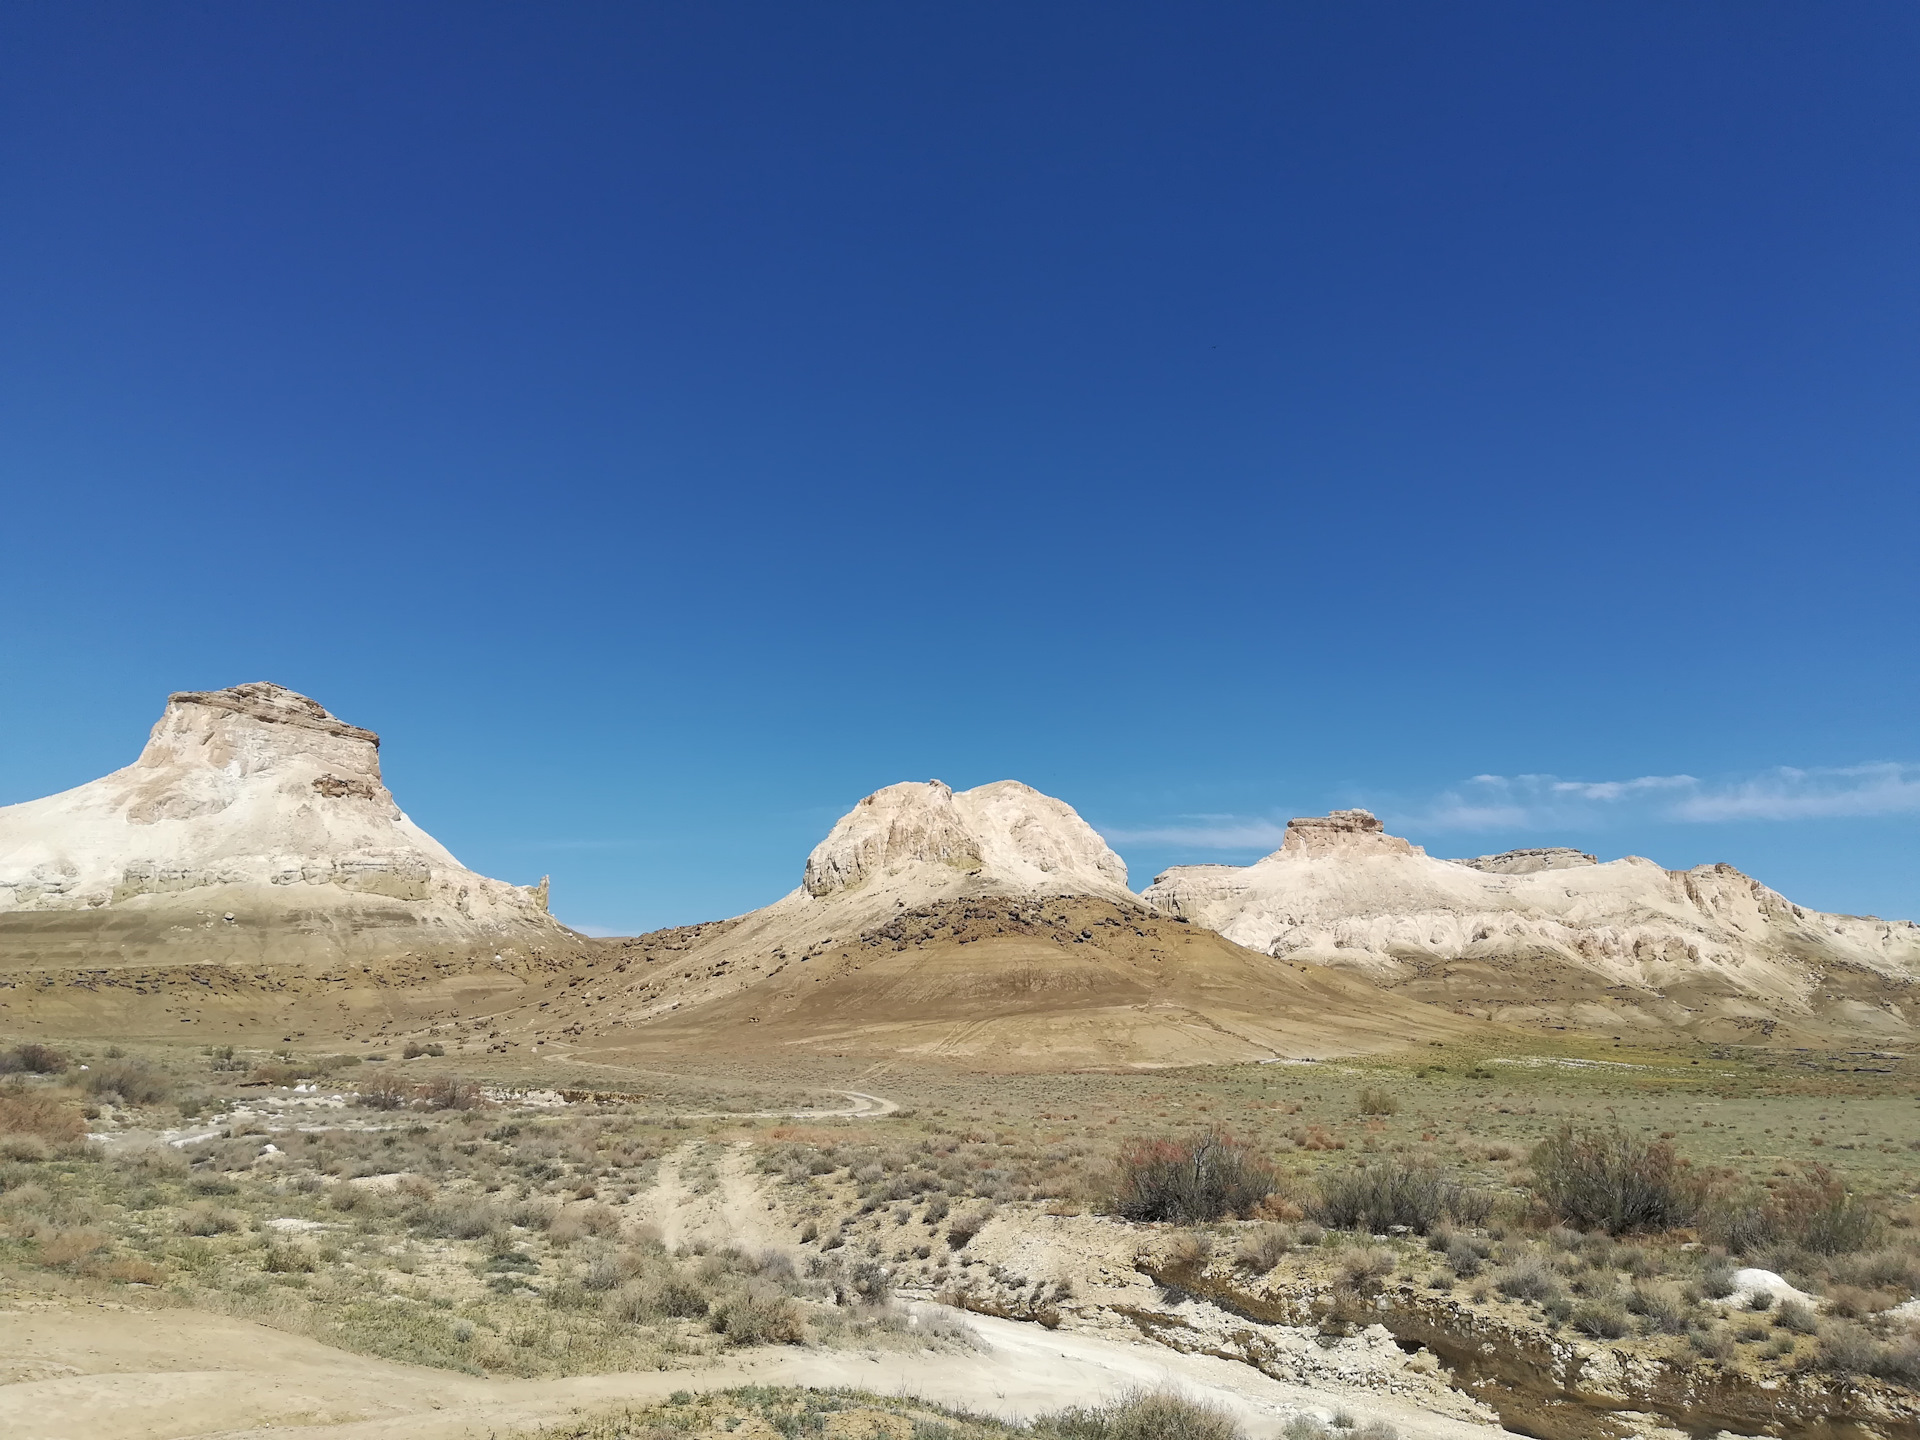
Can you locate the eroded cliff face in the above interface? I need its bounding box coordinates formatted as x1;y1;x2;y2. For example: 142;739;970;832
1144;811;1920;1038
801;779;1132;903
0;684;556;938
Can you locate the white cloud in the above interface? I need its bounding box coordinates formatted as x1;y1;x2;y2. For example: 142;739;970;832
1106;761;1920;852
1668;763;1920;822
1548;775;1697;802
1402;764;1920;831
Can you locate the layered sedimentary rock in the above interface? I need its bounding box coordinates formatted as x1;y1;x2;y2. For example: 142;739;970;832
0;684;567;970
1144;812;1920;1041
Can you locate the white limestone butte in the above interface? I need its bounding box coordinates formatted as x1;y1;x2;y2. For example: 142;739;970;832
656;778;1141;996
801;779;1134;904
0;683;565;964
1143;810;1920;1040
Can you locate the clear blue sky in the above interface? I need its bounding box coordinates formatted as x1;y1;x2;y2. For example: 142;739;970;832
4;3;1916;935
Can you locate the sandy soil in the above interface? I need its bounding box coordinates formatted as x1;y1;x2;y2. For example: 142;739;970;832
1;1132;1515;1440
0;1299;1511;1440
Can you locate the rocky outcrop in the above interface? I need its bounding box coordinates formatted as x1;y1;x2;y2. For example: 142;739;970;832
1450;848;1598;874
1145;812;1920;1040
1281;809;1424;858
802;780;1131;901
0;684;565;964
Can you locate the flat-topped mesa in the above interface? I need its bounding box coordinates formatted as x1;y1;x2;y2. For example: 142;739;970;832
165;682;379;746
1143;810;1920;1042
1451;847;1598;875
803;778;1130;901
123;683;391;826
0;682;556;938
1276;809;1424;858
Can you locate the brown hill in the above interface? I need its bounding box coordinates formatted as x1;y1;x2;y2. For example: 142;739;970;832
557;894;1488;1070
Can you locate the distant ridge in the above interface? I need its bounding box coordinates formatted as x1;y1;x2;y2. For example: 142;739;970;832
1145;810;1920;1044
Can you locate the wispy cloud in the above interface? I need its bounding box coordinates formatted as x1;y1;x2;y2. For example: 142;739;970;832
1668;763;1920;822
1103;762;1920;853
1399;764;1920;832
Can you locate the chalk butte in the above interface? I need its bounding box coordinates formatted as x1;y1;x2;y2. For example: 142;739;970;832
1145;811;1920;1042
0;683;566;971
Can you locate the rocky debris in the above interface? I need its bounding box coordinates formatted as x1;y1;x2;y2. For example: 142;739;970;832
1145;812;1920;1040
0;683;558;944
1144;1250;1920;1440
1281;809;1425;858
1450;848;1599;874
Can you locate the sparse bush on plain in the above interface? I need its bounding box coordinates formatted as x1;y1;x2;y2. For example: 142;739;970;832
707;1279;805;1345
1445;1234;1488;1278
1110;1129;1276;1224
1235;1224;1293;1273
1818;1323;1920;1385
179;1201;242;1236
1627;1282;1691;1334
1041;1387;1243;1440
1776;1300;1820;1334
1336;1245;1396;1291
946;1204;995;1249
1707;1165;1882;1257
1569;1298;1631;1339
1529;1125;1701;1235
358;1072;412;1110
1311;1160;1487;1236
1495;1253;1564;1305
0;1042;69;1075
413;1197;500;1240
80;1059;171;1105
1356;1088;1399;1117
0;1091;86;1146
422;1076;483;1111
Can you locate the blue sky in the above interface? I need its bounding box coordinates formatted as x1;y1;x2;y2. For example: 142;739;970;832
3;3;1916;934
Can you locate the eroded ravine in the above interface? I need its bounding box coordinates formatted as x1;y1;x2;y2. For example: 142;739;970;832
1146;1259;1920;1440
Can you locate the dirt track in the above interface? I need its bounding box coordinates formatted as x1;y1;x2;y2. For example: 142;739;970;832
0;1298;1512;1440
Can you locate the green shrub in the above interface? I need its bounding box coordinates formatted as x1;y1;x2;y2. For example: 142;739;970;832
81;1059;171;1105
1040;1388;1243;1440
1627;1282;1691;1334
1235;1224;1293;1273
946;1205;995;1249
1569;1299;1631;1339
1776;1300;1820;1335
179;1202;241;1236
1529;1125;1701;1235
1357;1088;1399;1117
1445;1234;1488;1278
1111;1130;1275;1224
707;1280;804;1345
1311;1161;1488;1236
413;1198;500;1240
1708;1166;1881;1257
1819;1324;1920;1385
0;1043;69;1075
1495;1254;1564;1305
421;1077;483;1111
